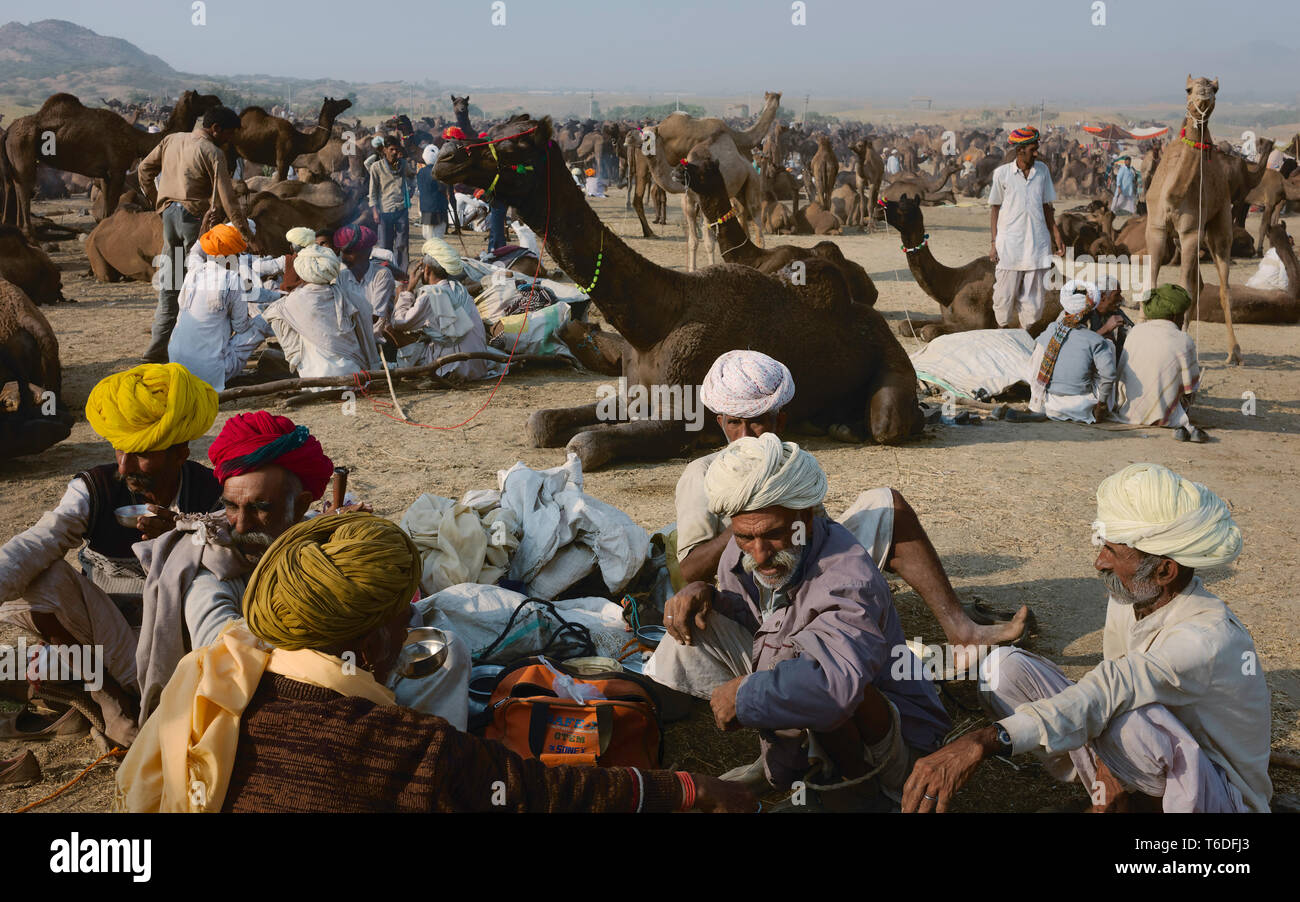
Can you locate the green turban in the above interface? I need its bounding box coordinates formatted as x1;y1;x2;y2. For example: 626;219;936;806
1143;283;1192;320
243;513;421;650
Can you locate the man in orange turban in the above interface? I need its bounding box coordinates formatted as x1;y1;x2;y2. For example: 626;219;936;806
198;223;247;257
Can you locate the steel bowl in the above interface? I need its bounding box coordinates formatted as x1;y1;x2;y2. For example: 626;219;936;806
635;625;667;648
467;663;504;715
114;504;154;528
398;628;449;679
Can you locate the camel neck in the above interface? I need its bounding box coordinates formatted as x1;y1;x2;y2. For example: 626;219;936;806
1181;116;1212;147
693;186;760;265
513;151;684;350
904;242;956;307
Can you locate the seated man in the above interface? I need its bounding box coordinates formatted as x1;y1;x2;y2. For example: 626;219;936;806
0;363;221;744
133;411;337;722
1084;273;1133;354
677;350;1030;647
389;256;495;381
1110;284;1206;442
1027;280;1116;424
334;224;400;340
116;513;755;813
903;463;1270;813
647;434;952;809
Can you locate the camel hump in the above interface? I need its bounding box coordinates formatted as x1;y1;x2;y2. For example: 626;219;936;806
42;93;85;112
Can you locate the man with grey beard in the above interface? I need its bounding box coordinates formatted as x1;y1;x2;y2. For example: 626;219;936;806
902;463;1271;813
646;433;950;811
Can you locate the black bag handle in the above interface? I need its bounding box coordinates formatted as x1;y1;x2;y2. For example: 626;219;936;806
473;597;595;664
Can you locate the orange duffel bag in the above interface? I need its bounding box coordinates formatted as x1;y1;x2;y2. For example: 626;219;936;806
484;657;664;769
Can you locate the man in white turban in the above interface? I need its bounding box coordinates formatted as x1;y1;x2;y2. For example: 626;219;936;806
903;463;1270;813
646;432;952;811
1026;279;1116;423
674;350;1030;647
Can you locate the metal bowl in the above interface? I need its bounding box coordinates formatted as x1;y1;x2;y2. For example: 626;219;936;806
398;628;449;679
468;663;504;715
114;504;154;528
635;625;667;648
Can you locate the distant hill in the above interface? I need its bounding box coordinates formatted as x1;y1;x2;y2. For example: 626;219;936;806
0;19;174;80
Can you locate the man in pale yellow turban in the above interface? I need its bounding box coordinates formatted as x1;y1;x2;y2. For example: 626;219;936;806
904;463;1271;814
0;363;222;746
117;513;755;814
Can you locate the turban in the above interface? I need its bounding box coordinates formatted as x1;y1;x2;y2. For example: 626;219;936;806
199;224;246;257
700;350;795;418
443;127;466;141
1096;273;1121;292
1143;283;1192;320
421;144;438;166
1009;126;1040;146
585;168;596;177
208;411;334;499
1095;463;1242;569
705;433;827;518
333;224;377;253
86;363;218;453
243;513;421;650
421;236;464;277
285;227;316;250
1060;279;1099;315
371;135;386;149
293;245;341;285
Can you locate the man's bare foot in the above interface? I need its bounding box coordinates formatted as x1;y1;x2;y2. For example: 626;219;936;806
943;604;1032;649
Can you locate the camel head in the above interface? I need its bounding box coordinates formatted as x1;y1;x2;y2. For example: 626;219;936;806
323;97;353;122
673;146;726;197
171;90;222;132
433;113;553;206
881;193;925;240
451;94;470;114
1185;76;1218;121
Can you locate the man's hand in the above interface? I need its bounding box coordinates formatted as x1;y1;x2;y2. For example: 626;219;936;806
663;581;714;646
901;726;997;813
988;242;998;264
710;676;744;731
690;775;759;813
138;505;179;540
323;501;373;516
1092;401;1109;422
1099;314;1124;336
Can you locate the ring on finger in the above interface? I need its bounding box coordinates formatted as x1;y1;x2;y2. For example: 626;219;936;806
923;793;938;801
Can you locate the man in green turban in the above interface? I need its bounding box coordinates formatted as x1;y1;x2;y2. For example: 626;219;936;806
1110;284;1207;441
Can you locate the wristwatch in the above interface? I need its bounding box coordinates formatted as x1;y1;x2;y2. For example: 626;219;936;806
993;722;1013;757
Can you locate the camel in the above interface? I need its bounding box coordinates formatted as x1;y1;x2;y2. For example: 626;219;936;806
882;193;1060;341
676;152;878;307
294;121;368;183
84;209;164;283
245;187;364;255
1188;222;1300;324
654;91;781;161
761;195;796;234
1245;168;1300;256
794;201;842;235
1226;138;1274;229
2;91;219;236
0;279;72;460
849;137;884;230
808;136;839;213
433;114;924;470
556;320;628;376
881;160;962;205
623;130;667;238
451;96;474;134
227;97;352;181
830;182;860;228
1144;77;1240;363
0;226;64;304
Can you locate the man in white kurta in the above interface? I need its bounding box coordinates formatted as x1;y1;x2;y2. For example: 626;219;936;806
988;126;1064;329
902;463;1270;813
1110;283;1201;434
390;266;498;381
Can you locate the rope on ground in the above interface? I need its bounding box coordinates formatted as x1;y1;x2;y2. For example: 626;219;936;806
13;746;125;813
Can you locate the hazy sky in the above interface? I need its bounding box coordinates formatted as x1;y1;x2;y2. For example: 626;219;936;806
3;0;1298;105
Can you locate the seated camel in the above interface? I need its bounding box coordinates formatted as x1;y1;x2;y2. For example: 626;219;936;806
245;187;364;256
0;226;65;304
556;320;627;376
434;114;924;471
85;209;163;283
793;201;842;235
1188;222;1300;324
0;279;73;460
883;193;1060;341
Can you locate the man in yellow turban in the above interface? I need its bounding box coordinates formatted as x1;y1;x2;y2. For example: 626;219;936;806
904;463;1270;814
118;513;755;814
0;363;222;746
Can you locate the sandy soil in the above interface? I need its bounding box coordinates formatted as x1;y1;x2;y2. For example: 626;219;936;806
2;190;1297;813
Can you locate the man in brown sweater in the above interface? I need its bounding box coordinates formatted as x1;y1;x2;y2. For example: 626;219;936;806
117;513;754;813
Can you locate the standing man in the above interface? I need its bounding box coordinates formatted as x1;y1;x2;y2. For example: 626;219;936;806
137;106;253;363
988;126;1064;330
417;144;451;240
368;136;415;270
1110;155;1139;215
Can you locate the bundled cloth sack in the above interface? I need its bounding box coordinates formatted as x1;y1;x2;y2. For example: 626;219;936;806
493;302;575;358
400;491;522;597
909;328;1037;399
1244;248;1290;292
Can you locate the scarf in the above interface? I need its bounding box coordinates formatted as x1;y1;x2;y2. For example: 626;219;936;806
1036;301;1095;387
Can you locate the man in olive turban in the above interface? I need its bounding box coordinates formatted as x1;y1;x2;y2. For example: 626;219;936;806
1110;284;1206;441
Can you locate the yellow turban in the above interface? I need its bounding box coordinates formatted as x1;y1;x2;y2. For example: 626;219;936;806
243;513;421;650
1094;463;1242;569
85;363;218;453
421;237;464;277
285;226;317;250
199;223;246;257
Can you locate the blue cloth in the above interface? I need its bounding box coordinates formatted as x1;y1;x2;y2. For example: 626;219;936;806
416;167;449;225
1035;326;1116;397
1115;164;1137;196
377;209;410;271
488;199;508;253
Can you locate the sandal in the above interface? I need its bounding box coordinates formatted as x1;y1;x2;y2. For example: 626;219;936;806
0;750;41;786
0;705;90;740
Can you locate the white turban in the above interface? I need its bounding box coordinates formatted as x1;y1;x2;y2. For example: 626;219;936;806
1096;273;1121;293
1094;463;1242;569
293;245;341;285
285;227;316;250
705;433;827;518
699;350;795;418
1060;279;1099;315
421;144;438;166
422;237;464;277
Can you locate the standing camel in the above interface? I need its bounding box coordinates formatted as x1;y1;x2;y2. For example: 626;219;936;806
808;136;838;213
227;97;353;181
1145;76;1240;363
624;129;667;237
850;137;884;230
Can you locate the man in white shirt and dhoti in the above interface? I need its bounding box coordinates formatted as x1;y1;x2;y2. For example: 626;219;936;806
902;463;1271;813
1110;283;1206;442
988;126;1064;330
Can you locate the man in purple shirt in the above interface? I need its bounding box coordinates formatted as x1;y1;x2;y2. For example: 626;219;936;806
645;434;950;810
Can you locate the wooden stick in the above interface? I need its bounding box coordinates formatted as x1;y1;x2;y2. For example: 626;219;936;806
377;345;409;421
332;467;348;512
1271;750;1300;772
216;352;578;404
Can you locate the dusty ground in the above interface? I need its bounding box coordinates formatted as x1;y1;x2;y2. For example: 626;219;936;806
2;190;1297;813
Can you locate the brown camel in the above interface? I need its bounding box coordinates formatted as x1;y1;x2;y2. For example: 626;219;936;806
1226;138;1274;230
809;136;839;213
245;187;364;255
0;279;72;460
0;226;64;304
85;209;164;283
556;320;628;376
227;97;352;181
653;91;780;160
1245;168;1300;256
451;95;474;134
3;91;219;236
830;182;860;227
881;160;962;205
1188;222;1300;324
850;137;884;230
761;195;796;235
294;122;368;183
434;115;924;470
1144;77;1240;363
623;130;667;238
793;201;842;235
676;152;878;307
883;193;1060;341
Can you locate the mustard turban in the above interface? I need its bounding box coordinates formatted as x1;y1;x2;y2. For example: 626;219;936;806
1094;463;1242;569
285;227;317;250
243;513;421;650
705;432;827;518
421;237;464;277
85;363;218;453
199;223;246;257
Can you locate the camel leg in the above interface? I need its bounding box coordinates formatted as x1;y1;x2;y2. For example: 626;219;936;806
102;170;125;221
682;193;699;272
566;418;692;472
1257;198;1279;257
742;175;765;249
1207;211;1240;365
1145;217;1169;297
631;179;654;238
869;179;882;231
865;362;925;444
527;402;603;448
